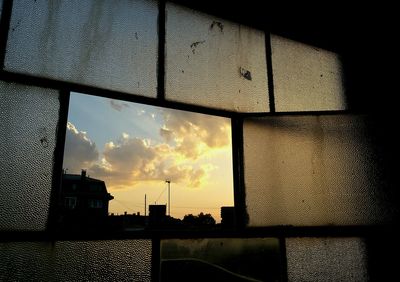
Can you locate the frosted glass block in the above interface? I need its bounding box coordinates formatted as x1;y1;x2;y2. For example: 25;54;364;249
286;238;368;282
5;0;158;97
243;115;395;226
0;81;59;231
161;238;280;282
0;0;3;22
0;240;151;281
271;34;346;112
165;3;269;112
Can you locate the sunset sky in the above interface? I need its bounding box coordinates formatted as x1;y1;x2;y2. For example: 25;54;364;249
63;92;234;222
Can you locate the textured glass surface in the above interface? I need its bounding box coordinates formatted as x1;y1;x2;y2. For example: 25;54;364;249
243;115;394;226
0;0;3;22
161;238;280;282
165;3;269;112
5;0;158;97
271;34;346;112
286;237;368;281
0;240;151;281
0;81;59;231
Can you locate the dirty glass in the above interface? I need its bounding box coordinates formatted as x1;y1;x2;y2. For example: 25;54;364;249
0;240;151;281
161;238;281;282
165;3;269;112
286;237;368;281
243;115;394;226
0;0;3;22
5;0;158;97
0;81;59;231
271;34;346;112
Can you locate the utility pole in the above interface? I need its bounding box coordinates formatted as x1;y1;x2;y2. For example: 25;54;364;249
166;180;171;216
144;194;147;216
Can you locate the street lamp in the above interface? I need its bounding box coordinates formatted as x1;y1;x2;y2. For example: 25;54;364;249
166;180;171;216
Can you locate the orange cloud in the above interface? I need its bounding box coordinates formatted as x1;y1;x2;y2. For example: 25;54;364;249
63;111;230;190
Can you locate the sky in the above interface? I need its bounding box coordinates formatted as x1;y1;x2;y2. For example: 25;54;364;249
63;92;234;222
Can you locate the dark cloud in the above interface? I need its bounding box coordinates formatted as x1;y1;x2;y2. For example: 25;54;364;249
109;100;130;111
159;127;173;142
63;122;99;173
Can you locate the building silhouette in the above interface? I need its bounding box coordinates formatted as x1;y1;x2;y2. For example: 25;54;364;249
148;204;167;226
58;169;114;229
221;206;236;228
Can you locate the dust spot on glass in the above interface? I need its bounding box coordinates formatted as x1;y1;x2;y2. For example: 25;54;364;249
39;127;49;148
210;21;224;32
239;67;252;81
135;32;139;40
190;40;206;54
11;20;21;32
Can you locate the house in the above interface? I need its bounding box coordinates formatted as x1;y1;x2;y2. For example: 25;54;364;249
58;170;114;229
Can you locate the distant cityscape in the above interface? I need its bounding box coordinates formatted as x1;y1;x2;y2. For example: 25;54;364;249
55;170;235;231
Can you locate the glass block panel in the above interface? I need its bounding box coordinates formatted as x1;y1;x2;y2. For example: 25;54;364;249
0;240;151;281
0;81;59;231
0;0;3;22
161;238;281;282
165;3;269;112
271;34;346;112
286;238;368;282
5;0;158;97
243;115;395;226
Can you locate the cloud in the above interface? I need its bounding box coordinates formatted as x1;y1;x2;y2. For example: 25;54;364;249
63;122;99;173
88;133;211;189
109;100;129;111
160;109;231;159
63;109;229;190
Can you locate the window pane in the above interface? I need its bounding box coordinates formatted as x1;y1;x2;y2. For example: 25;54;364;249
165;3;269;112
58;92;234;231
286;238;368;281
243;115;395;226
0;81;59;231
271;34;346;112
5;0;158;97
161;238;281;282
0;240;151;281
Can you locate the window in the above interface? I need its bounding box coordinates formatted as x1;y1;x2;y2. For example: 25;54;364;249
1;0;396;281
65;197;77;210
88;199;103;209
59;92;234;231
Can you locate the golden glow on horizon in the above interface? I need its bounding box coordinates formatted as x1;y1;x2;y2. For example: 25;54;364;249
106;137;233;222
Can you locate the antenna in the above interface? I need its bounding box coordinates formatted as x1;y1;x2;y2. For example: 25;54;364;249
166;180;171;216
144;194;147;216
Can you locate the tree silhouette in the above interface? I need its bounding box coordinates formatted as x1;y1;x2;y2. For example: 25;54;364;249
183;212;215;227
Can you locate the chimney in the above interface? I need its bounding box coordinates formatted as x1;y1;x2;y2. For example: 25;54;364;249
81;169;87;179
